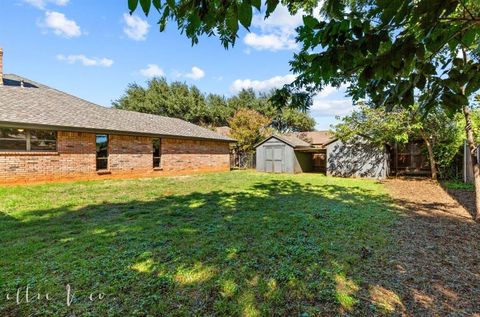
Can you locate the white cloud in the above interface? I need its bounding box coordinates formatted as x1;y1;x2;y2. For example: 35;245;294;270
173;66;206;80
317;84;348;98
243;5;300;51
230;74;296;93
311;97;353;117
310;82;353;117
230;73;352;117
251;5;304;32
184;66;205;80
311;99;354;117
243;3;323;52
244;33;298;51
140;64;164;78
57;54;113;67
123;13;150;41
42;11;81;38
24;0;69;10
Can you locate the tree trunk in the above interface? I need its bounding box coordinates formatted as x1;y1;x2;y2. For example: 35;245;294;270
462;105;480;221
420;130;437;180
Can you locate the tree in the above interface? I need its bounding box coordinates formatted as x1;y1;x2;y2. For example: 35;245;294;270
273;107;316;133
228;89;315;132
126;0;319;48
289;0;480;219
228;108;271;153
205;93;233;126
115;81;315;131
334;105;413;144
127;0;480;220
416;110;465;179
113;77;210;125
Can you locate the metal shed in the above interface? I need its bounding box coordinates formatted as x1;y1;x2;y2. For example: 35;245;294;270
255;135;313;173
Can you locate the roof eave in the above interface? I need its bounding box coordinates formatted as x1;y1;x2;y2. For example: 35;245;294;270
0;121;235;143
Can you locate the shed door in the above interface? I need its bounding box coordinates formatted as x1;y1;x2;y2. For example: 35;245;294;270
265;146;284;173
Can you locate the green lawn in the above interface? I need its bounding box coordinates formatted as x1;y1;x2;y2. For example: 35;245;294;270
0;171;397;316
442;180;474;191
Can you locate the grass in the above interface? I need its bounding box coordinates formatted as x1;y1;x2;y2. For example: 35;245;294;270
442;180;474;191
0;171;398;316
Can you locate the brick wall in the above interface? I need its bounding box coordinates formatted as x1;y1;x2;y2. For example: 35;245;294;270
109;135;152;172
161;138;231;172
0;131;96;183
0;131;230;184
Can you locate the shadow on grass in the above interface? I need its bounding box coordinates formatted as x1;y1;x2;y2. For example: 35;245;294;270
1;177;477;315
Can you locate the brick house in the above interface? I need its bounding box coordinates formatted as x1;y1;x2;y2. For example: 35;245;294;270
0;49;234;184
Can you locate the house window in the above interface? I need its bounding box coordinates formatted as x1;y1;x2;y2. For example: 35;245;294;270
30;130;57;151
153;138;161;168
96;134;109;171
0;128;56;152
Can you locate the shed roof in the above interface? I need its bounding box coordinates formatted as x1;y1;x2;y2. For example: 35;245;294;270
0;74;234;142
255;134;311;149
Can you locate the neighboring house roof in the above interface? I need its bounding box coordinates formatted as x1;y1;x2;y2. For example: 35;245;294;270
214;126;232;137
255;134;311;149
290;131;336;146
0;74;234;142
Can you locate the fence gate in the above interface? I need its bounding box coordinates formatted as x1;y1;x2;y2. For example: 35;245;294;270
230;152;256;170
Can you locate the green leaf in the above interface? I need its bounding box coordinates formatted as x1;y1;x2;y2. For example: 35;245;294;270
303;15;319;29
128;0;139;13
239;1;253;29
416;74;426;90
140;0;151;15
401;87;414;107
339;20;349;32
159;5;170;31
379;0;401;24
251;0;261;10
444;78;461;93
152;0;161;10
462;28;477;47
444;92;468;107
189;13;201;30
465;77;480;96
266;0;279;17
452;58;464;67
226;8;239;35
352;26;362;38
423;63;436;75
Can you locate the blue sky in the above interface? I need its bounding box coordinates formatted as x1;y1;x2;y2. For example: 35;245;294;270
0;0;353;130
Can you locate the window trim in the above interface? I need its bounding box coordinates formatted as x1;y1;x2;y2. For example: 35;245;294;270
153;138;162;169
96;134;109;171
0;128;57;152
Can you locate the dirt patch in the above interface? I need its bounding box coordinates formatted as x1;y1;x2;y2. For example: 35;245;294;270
362;179;480;315
444;187;476;218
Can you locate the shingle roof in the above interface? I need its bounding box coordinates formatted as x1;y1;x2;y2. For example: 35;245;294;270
0;74;234;142
214;126;232;137
290;131;335;146
255;134;311;148
275;134;311;148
